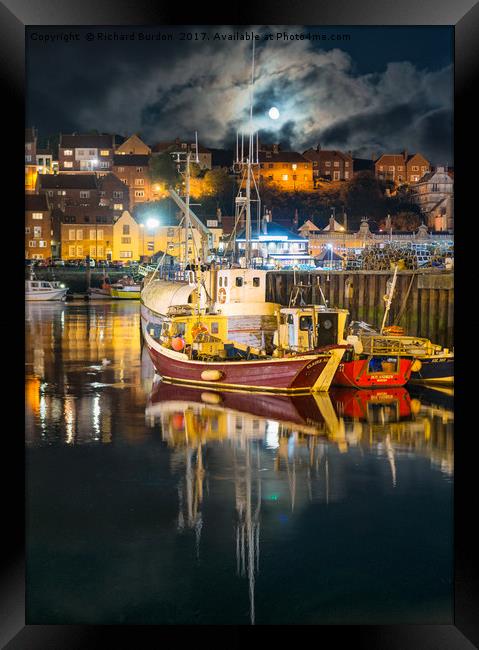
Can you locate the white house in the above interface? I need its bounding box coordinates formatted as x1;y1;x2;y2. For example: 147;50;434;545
410;166;454;232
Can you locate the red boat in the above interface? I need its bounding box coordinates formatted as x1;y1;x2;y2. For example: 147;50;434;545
276;306;416;389
332;351;415;388
143;325;346;394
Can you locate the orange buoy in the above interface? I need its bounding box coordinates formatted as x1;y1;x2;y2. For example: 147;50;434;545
171;413;185;430
192;323;208;339
171;337;185;352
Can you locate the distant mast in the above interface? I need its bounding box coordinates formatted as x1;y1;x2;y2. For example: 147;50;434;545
234;40;261;269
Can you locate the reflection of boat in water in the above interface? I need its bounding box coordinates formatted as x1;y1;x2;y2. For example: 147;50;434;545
407;382;453;412
330;387;413;421
147;380;339;435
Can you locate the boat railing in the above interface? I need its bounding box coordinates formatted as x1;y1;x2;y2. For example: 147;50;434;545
360;335;434;356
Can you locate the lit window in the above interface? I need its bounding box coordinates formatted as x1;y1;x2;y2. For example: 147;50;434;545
77;246;83;256
64;149;73;156
32;212;43;220
123;225;130;235
334;161;340;167
80;191;90;198
120;251;133;258
135;190;145;197
76;229;83;240
136;167;143;173
282;174;288;181
135;178;144;185
63;161;73;168
235;277;243;287
113;204;123;210
33;226;42;238
29;241;37;247
69;229;75;240
25;227;30;234
292;164;297;170
100;150;109;156
325;161;331;166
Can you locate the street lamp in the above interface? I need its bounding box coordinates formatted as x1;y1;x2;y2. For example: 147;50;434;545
139;223;144;260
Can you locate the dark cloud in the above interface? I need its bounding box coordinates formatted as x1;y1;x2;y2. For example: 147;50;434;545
26;26;453;164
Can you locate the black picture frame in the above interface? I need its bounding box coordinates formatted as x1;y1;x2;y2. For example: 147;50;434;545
4;0;477;646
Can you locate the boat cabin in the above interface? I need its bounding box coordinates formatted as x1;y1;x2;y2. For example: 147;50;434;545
275;306;350;352
146;312;229;347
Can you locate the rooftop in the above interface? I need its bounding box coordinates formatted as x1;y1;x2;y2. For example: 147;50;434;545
60;133;116;149
38;173;98;190
113;154;150;166
259;151;309;164
25;194;49;212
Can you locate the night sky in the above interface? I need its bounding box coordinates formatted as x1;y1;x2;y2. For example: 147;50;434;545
26;26;453;164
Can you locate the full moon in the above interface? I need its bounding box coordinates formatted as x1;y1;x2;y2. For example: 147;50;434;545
268;106;280;120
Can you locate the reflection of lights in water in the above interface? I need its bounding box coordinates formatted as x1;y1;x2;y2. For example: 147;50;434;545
64;398;75;444
39;395;47;433
265;421;279;448
92;394;101;440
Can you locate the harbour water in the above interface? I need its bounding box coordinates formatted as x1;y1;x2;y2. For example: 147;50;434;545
25;301;453;625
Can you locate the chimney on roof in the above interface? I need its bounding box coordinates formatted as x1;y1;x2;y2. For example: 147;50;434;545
403;149;408;161
317;143;321;152
216;207;222;223
329;215;335;232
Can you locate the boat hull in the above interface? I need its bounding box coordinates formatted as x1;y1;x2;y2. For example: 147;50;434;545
333;357;414;388
409;355;454;385
143;328;342;394
25;288;68;301
111;287;141;300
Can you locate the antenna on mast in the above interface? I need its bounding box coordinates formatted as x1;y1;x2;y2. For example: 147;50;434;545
195;131;200;164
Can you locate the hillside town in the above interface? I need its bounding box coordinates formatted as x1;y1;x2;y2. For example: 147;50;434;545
25;128;454;268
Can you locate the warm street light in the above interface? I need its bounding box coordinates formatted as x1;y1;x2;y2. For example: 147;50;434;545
146;218;159;229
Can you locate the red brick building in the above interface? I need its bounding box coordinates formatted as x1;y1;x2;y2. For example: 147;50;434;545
98;173;130;218
375;151;430;184
302;146;353;183
36;174;100;210
25;194;52;260
112;154;152;205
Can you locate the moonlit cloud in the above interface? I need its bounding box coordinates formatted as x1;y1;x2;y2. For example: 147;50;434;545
28;26;453;163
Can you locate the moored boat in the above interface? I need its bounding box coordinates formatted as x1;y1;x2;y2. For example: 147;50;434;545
141;297;346;393
275;304;417;389
25;276;68;301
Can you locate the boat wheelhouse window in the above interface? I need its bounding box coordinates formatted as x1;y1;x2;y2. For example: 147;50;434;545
31;282;39;288
224;277;228;287
287;314;294;325
253;277;260;287
299;316;313;331
211;322;219;334
219;277;223;287
235;277;243;287
41;282;50;288
280;314;287;325
172;322;186;337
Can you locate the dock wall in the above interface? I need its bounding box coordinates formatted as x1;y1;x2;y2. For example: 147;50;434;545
266;270;454;348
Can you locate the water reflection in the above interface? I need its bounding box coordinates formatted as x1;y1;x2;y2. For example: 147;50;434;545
25;302;454;625
145;381;453;625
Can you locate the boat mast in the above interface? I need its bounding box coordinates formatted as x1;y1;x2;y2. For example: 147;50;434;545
380;264;399;334
244;40;255;268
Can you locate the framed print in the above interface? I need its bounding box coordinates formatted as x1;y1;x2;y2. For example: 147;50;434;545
2;0;477;646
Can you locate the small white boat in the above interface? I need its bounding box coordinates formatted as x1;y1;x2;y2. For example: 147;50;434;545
25;276;68;301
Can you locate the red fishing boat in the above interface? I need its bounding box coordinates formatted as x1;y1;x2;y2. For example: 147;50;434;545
276;305;418;389
143;324;346;394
